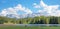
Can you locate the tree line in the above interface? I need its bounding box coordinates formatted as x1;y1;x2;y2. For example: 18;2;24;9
0;16;60;24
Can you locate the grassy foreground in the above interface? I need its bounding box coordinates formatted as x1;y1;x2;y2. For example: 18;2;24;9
0;25;60;29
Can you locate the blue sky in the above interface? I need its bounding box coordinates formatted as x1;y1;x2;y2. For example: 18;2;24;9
0;0;60;11
0;0;60;17
0;0;38;10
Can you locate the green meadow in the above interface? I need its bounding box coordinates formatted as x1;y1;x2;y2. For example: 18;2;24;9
0;25;60;29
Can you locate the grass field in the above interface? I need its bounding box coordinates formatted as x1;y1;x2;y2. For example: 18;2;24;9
0;25;60;29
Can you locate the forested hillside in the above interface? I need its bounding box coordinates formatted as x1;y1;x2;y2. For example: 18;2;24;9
0;16;60;24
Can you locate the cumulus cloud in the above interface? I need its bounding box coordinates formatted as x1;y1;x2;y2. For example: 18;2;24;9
33;0;60;16
33;3;40;8
0;9;7;16
14;4;32;14
0;4;32;18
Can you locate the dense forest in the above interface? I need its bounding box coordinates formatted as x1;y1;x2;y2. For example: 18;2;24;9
0;16;60;24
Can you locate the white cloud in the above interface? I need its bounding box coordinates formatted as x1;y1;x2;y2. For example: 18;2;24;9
33;3;41;8
24;8;32;14
33;0;60;16
0;4;32;18
14;4;32;14
0;9;7;16
14;4;25;11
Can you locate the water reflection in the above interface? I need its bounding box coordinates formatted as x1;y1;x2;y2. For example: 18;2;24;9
14;24;60;27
